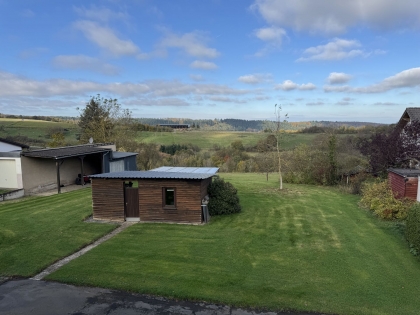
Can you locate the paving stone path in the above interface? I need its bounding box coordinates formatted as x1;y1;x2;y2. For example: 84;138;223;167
31;221;135;280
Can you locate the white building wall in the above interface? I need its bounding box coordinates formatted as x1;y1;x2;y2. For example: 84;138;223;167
0;157;23;189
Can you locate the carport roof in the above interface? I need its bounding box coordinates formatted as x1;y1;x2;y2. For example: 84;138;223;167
21;144;112;159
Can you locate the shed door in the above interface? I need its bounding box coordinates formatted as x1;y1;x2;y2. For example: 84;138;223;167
124;187;139;218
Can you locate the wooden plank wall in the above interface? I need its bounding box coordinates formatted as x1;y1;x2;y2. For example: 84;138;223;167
405;177;418;200
388;172;418;200
138;179;203;224
91;178;125;221
388;172;405;198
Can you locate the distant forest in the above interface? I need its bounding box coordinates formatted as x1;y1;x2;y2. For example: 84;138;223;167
136;118;386;132
0;113;387;132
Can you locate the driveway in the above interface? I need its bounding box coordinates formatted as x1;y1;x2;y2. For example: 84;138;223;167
0;279;329;315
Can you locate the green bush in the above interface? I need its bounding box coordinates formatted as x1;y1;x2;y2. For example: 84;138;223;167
360;180;414;220
406;203;420;255
208;176;241;216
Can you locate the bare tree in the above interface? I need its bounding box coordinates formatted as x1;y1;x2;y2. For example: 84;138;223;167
274;104;288;190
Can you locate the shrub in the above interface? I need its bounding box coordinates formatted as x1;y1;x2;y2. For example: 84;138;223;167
406;203;420;255
360;180;414;220
207;176;241;216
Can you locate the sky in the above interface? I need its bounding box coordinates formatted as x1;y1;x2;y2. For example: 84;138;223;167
0;0;419;123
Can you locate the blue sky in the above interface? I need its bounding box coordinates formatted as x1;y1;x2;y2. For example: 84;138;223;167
1;0;419;123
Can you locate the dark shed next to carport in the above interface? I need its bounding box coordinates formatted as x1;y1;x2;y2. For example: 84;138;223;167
89;167;219;224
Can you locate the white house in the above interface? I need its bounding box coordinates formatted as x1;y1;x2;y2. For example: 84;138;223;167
0;138;29;189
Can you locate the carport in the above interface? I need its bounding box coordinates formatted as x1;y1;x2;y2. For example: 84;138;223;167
21;144;114;194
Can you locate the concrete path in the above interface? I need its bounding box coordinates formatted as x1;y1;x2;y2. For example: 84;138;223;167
31;222;135;280
0;279;328;315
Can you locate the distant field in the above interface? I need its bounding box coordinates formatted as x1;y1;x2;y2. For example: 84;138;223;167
0;118;348;150
136;131;320;150
0;118;79;143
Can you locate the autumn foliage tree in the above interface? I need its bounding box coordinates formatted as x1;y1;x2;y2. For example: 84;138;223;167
78;95;133;149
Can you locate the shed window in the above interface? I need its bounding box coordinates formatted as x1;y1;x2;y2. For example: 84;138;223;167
163;188;176;208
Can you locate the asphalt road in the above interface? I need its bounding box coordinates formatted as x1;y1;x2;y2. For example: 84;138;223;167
0;279;328;315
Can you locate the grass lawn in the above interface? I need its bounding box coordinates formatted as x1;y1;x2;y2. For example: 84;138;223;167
47;174;420;315
0;189;116;277
136;131;319;150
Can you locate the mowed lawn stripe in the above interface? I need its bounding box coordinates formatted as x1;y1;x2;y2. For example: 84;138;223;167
0;189;116;277
47;174;420;315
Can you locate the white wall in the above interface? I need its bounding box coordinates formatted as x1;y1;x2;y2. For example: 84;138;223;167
0;157;23;189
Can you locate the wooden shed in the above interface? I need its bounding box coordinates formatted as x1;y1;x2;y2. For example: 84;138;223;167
388;168;420;200
89;166;218;224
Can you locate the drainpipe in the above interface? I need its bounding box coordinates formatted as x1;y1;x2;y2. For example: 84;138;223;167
56;160;61;194
102;150;111;173
79;155;85;186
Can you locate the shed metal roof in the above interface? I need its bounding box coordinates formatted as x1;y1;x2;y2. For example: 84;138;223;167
388;168;420;177
150;166;219;174
111;151;138;159
21;144;112;159
89;170;217;180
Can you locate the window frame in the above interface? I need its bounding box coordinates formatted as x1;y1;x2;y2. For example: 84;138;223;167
162;187;176;209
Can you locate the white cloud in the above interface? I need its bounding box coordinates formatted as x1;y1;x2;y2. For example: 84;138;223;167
327;72;353;84
335;97;355;105
373;102;399;106
275;80;316;91
254;26;286;42
297;38;365;62
73;20;141;57
324;67;420;93
0;71;251;99
253;26;287;56
190;60;218;70
238;73;272;85
52;55;120;75
18;47;48;59
299;83;317;90
251;0;420;35
208;96;246;103
306;102;324;106
159;30;220;59
124;98;190;107
73;5;128;22
190;74;205;81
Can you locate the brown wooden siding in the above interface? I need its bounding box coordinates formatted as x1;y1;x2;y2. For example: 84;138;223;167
388;172;418;200
138;179;203;224
92;177;212;223
91;178;125;221
389;172;406;198
405;177;418;200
